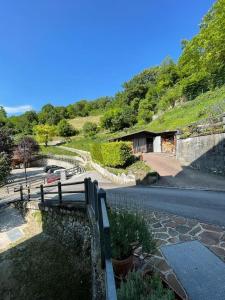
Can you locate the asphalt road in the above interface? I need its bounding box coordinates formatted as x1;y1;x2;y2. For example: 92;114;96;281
106;186;225;227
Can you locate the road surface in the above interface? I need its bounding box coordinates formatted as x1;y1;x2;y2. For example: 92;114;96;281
106;185;225;227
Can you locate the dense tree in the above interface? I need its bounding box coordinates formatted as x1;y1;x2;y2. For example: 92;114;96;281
0;128;14;156
33;124;56;147
101;107;136;132
83;122;99;137
57;119;77;137
137;100;154;124
0;152;11;184
0;106;7;126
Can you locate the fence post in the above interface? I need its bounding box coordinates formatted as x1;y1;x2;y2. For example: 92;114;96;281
84;178;89;205
40;184;44;203
97;188;107;268
27;186;30;201
58;181;62;204
20;185;23;201
93;180;98;220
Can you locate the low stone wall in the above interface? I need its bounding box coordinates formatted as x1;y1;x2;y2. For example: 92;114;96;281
30;154;85;169
91;161;136;185
13;201;104;300
176;132;225;175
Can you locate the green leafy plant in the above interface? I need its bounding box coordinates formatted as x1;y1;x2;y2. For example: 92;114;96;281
90;143;104;164
101;142;133;168
109;210;156;260
57;119;77;137
83;121;99;137
117;271;175;300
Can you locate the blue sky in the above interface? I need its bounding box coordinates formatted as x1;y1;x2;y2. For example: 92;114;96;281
0;0;215;114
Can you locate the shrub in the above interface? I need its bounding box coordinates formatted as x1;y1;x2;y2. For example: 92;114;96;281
109;210;156;260
0;152;11;184
101;142;133;167
90;143;104;164
57;119;77;137
83;122;99;137
117;271;175;300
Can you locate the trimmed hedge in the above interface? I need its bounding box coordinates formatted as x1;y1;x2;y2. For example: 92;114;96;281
101;142;133;168
90;143;104;164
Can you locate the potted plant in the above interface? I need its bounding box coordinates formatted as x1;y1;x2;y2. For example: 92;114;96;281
109;210;156;278
117;271;175;300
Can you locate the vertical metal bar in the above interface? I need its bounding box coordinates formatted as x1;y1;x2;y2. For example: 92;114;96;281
98;188;106;268
84;178;89;205
58;181;62;204
40;184;44;203
27;186;30;201
20;185;23;201
93;180;98;220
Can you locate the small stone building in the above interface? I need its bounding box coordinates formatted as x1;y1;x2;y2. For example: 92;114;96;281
109;130;177;154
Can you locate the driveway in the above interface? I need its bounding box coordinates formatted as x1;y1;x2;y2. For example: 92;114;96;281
143;153;225;191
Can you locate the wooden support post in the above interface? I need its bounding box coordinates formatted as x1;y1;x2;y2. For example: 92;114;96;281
20;185;23;201
58;181;62;204
40;184;44;203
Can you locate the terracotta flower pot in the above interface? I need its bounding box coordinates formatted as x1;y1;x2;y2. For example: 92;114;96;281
112;255;134;278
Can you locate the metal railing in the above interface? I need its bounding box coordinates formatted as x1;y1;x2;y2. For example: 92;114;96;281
85;178;117;300
17;177;117;299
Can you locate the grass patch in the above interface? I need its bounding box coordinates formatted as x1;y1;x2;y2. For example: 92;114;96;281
40;145;77;156
69;115;101;130
64;135;107;152
106;160;152;176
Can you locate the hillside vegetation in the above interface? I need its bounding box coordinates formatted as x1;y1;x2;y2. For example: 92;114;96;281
0;0;225;150
69;115;101;130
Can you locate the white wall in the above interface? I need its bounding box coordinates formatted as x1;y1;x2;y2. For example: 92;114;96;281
153;136;161;152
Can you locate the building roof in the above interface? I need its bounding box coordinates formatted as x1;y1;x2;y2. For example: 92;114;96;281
109;129;177;141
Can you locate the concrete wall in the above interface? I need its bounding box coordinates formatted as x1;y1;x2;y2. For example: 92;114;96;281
176;132;225;175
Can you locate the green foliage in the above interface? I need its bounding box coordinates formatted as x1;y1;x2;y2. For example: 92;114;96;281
101;142;133;167
101;107;136;132
117;271;175;300
38;104;62;125
0;128;14;156
0;106;7;126
8;110;38;135
57;119;77;137
109;210;156;260
90;143;104;164
138;99;154;124
33;124;56;146
40;145;76;156
83;121;99;137
0;152;11;184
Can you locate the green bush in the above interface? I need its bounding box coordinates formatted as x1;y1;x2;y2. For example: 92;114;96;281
109;210;156;260
83;122;99;137
57;119;77;137
90;143;104;164
101;141;133;167
117;271;175;300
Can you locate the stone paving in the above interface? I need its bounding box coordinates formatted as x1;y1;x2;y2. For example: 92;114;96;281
138;210;225;299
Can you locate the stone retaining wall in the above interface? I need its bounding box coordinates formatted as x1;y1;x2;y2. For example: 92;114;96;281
176;132;225;175
30;154;85;169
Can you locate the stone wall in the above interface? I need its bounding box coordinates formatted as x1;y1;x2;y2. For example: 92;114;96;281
176;132;225;175
30;154;84;169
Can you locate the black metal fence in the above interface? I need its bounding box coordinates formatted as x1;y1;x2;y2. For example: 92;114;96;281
85;178;117;300
37;177;117;300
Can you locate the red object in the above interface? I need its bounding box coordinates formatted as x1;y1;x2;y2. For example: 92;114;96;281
46;175;60;184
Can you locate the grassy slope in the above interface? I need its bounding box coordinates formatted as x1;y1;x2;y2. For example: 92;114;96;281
65;86;225;150
148;86;225;131
69;115;101;130
40;145;77;156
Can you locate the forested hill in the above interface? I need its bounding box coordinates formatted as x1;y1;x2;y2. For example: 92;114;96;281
1;0;225;137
